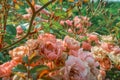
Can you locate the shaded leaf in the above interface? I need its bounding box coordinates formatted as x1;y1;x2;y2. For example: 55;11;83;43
6;25;16;35
22;55;28;64
12;64;27;73
30;55;41;64
30;65;49;74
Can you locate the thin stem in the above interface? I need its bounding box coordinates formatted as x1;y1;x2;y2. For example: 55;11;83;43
26;0;35;13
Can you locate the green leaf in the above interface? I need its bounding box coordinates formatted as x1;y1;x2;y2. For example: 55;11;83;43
12;64;27;73
22;55;28;64
6;25;16;35
39;0;48;4
30;65;49;74
30;56;41;64
0;52;4;63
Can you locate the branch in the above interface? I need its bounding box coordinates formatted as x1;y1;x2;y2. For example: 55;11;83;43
0;0;55;52
35;0;56;14
26;0;35;13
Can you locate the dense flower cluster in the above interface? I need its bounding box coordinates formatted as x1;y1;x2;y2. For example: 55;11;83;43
0;33;100;80
1;15;120;80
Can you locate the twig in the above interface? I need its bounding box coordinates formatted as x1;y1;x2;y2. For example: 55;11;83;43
26;0;35;13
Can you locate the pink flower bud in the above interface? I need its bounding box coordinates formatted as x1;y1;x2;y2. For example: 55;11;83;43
16;25;23;35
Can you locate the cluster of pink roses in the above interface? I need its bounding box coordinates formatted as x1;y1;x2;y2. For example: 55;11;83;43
60;16;91;34
0;33;101;80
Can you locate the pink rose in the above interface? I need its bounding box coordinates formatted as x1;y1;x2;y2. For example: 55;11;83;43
67;28;73;33
73;16;81;26
63;55;89;80
101;42;113;52
64;36;80;50
60;20;65;26
82;41;91;51
38;33;64;60
87;34;99;43
16;25;23;35
0;58;20;77
65;20;73;26
26;5;50;15
22;14;31;19
9;46;29;59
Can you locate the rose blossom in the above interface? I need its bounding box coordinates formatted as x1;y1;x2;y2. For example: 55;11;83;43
87;34;99;43
60;20;65;26
38;33;64;60
65;20;73;26
0;58;20;77
62;55;89;80
73;16;81;26
26;39;39;50
64;36;80;56
64;36;80;50
16;25;23;35
9;46;29;59
81;41;91;51
22;14;31;19
26;5;50;15
101;42;114;52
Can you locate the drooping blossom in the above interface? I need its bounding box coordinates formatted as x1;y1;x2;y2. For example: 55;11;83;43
16;25;23;35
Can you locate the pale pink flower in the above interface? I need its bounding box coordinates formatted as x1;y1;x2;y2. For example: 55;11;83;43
64;36;80;50
38;33;63;60
78;49;99;67
64;36;80;56
67;28;73;33
26;5;50;15
22;14;31;19
73;16;81;26
63;55;89;80
65;20;73;26
16;25;23;35
60;20;65;26
101;42;113;52
26;39;39;50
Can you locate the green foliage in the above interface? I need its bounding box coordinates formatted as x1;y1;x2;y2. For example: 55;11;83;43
30;55;41;64
30;65;49;74
12;64;27;73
